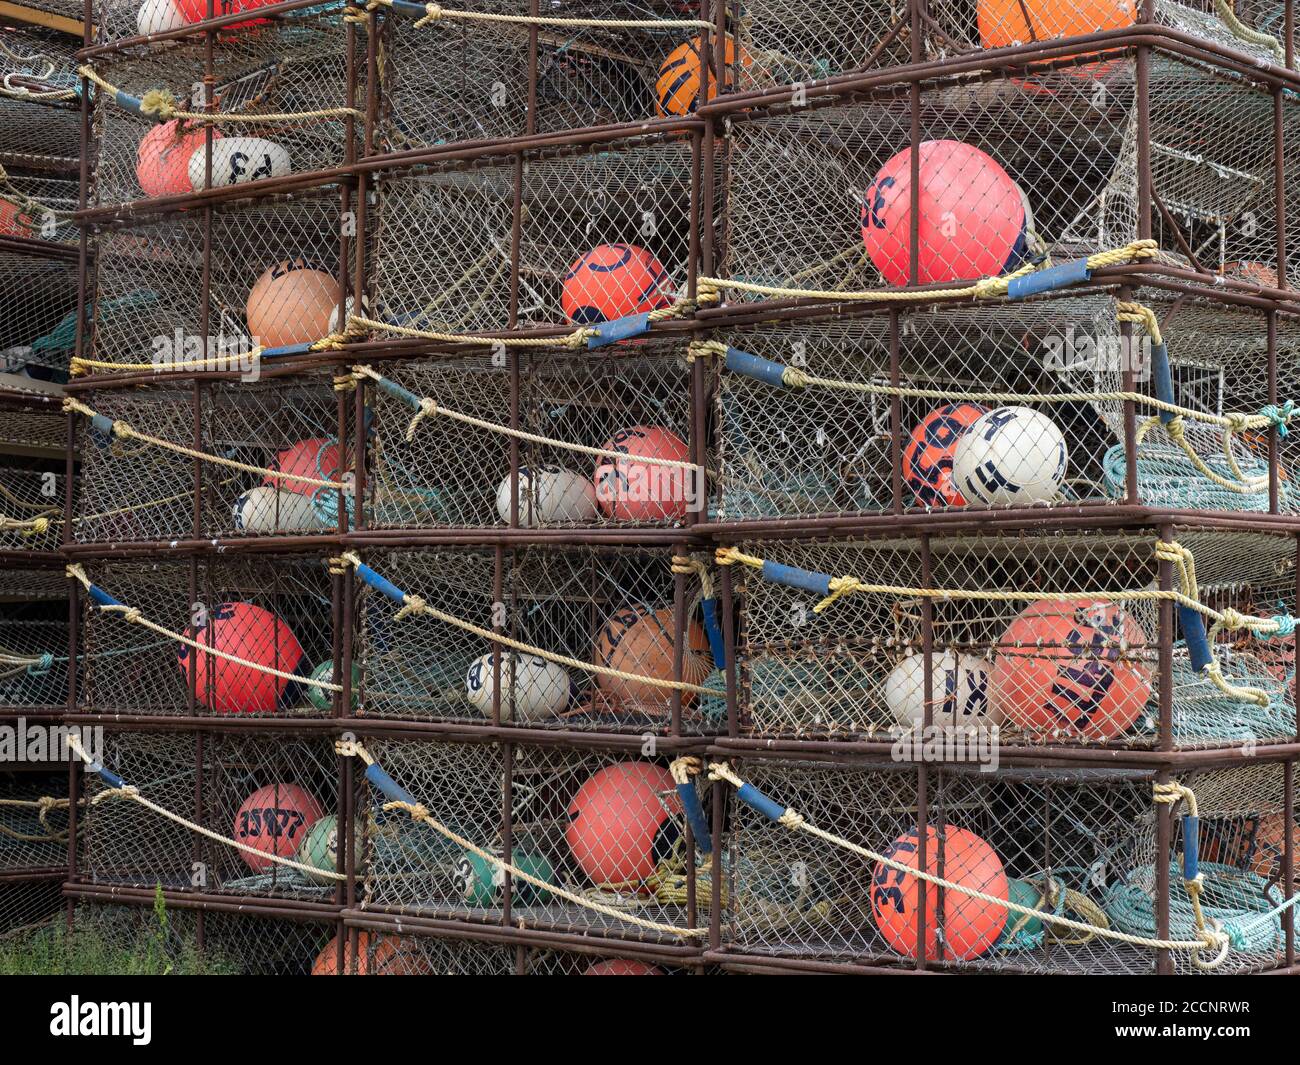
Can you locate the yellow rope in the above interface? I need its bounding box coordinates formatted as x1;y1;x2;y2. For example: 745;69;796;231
62;397;348;492
65;564;343;694
0;796;73;842
333;739;705;938
1212;0;1290;65
77;66;361;124
66;734;344;881
707;761;1229;966
334;552;710;696
697;240;1157;304
366;0;712;31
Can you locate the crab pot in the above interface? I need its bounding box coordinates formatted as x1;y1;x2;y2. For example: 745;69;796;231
83;184;351;372
70;902;339;975
364;341;694;530
729;527;1296;749
719;54;1294;293
723;755;1294;974
357;546;721;732
78;730;341;899
0;27;80;175
359;737;710;941
73;372;352;542
0;768;71;875
0;246;78;386
711;291;1300;520
370;130;698;336
86;12;360;208
376;0;711;151
0;466;65;553
0;567;70;713
76;555;339;717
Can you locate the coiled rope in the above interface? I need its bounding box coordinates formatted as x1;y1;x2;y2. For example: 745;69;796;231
0;796;74;842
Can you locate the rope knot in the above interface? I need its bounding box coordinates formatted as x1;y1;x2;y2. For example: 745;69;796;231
138;88;178;119
416;2;444;24
669;756;702;785
394;594;427;621
405;397;439;442
26;652;53;677
777;809;805;829
686;339;727;363
1263;614;1297;638
781;366;810;389
1259;399;1296;437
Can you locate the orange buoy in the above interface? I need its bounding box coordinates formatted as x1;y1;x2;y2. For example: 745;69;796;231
174;0;276;27
1204;813;1300;885
871;825;1009;960
566;761;680;884
560;243;672;324
178;601;305;714
245;259;340;349
977;0;1136;50
990;599;1151;739
310;932;427;975
593;603;711;714
0;197;34;238
584;959;665;974
902;403;988;507
594;425;692;523
267;437;341;498
655;35;747;116
233;782;323;872
136;121;217;199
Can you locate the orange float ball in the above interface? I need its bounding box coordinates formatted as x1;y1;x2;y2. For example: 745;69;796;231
560;243;672;324
267;437;341;499
977;0;1136;49
990;599;1151;740
1205;814;1300;885
245;259;340;349
566;761;680;884
871;825;1009;960
233;782;323;873
311;932;426;975
594;425;692;523
174;0;275;28
136;121;217;199
0;198;35;238
178;601;305;714
594;603;712;714
584;959;665;975
655;35;747;116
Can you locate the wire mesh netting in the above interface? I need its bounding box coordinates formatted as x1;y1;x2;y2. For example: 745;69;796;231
371;131;696;335
0;466;64;552
87;12;360;208
359;738;710;940
0;566;70;713
86;187;351;371
77;556;340;717
0;876;62;937
0;249;79;384
723;756;1293;974
0;28;80;177
731;528;1296;748
80;730;341;897
0;770;71;873
358;546;719;731
365;343;695;530
74;374;352;541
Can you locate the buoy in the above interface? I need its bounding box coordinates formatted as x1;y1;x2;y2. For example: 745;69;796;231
267;437;341;498
455;849;554;906
951;406;1067;506
296;813;362;885
0;198;34;238
233;782;323;873
305;659;359;713
593;603;711;714
311;932;426;975
561;243;672;324
174;0;277;26
566;761;680;884
584;959;664;974
188;137;291;190
136;0;186;35
655;35;747;116
496;466;598;526
902;403;989;507
884;651;1000;728
593;425;692;523
871;824;1009;960
465;652;571;721
990;599;1151;739
1204;813;1300;884
246;260;340;349
136;121;217;199
978;0;1136;50
177;601;305;714
861;140;1026;286
232;485;324;533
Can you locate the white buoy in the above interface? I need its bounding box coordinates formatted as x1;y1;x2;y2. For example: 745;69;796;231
951;406;1067;507
188;138;291;191
495;466;598;526
232;486;324;533
465;652;570;721
884;651;1000;728
137;0;187;35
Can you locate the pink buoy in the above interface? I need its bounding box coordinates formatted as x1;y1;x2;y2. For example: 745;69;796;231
233;783;324;872
136;121;218;199
178;601;305;714
593;426;691;522
861;140;1026;287
267;437;341;498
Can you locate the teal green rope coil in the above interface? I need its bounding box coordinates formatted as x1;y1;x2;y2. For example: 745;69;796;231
1103;444;1285;512
1167;651;1293;743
